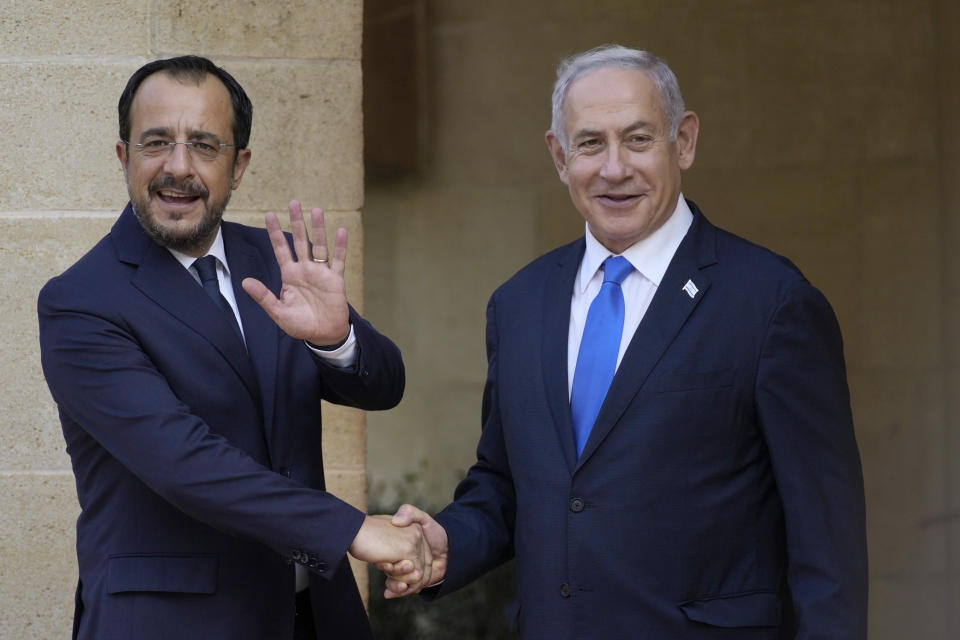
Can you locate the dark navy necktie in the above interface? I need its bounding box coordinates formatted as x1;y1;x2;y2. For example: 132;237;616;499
193;255;243;341
570;255;634;457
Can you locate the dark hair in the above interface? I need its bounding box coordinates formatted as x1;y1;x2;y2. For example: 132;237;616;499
118;55;253;149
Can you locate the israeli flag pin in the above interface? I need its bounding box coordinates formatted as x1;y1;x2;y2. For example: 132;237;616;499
682;279;699;299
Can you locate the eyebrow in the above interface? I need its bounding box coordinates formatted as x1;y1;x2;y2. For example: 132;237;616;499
137;127;222;142
572;120;655;141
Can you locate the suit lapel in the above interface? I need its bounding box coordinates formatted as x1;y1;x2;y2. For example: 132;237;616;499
576;206;718;467
113;205;263;407
222;222;279;440
541;240;585;474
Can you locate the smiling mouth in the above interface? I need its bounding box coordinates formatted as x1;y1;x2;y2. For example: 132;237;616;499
597;193;642;204
155;190;202;205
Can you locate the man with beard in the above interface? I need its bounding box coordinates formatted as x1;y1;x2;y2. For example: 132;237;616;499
38;56;430;640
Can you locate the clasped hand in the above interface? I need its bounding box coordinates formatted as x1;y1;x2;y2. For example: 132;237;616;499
348;504;449;599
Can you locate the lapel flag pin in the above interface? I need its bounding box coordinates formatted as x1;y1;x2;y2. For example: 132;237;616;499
682;279;699;299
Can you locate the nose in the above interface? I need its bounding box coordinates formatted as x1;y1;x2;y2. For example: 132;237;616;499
598;143;629;181
162;142;195;177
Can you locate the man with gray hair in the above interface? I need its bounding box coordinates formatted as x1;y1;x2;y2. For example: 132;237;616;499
381;44;868;639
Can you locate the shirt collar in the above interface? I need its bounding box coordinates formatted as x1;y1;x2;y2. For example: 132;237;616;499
576;193;693;293
167;227;230;275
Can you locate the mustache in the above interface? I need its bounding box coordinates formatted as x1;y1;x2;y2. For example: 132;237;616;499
149;176;208;198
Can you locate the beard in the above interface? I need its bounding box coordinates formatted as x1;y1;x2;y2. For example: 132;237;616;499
129;174;231;254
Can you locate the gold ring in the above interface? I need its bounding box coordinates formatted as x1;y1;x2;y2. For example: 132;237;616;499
312;257;328;264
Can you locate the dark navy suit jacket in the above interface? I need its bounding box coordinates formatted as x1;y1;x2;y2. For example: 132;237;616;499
38;204;404;640
433;202;867;639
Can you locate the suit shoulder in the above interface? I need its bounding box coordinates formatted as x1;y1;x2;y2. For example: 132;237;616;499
490;238;581;300
39;233;121;305
711;225;808;286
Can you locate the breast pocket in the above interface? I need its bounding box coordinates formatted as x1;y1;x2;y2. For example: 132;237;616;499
107;553;218;594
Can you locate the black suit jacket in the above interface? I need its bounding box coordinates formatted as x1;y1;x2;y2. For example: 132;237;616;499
38;204;404;639
433;202;867;639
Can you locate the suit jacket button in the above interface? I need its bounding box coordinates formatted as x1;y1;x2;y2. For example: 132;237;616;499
559;583;571;598
315;561;328;572
569;498;584;513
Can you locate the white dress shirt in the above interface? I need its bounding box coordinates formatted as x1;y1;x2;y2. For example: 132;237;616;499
567;194;693;396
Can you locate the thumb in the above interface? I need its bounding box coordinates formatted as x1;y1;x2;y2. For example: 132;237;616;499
241;277;278;315
391;503;422;527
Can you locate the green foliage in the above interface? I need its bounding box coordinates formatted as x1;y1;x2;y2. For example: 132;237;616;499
367;466;519;640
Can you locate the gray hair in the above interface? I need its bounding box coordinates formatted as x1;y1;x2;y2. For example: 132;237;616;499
550;44;686;151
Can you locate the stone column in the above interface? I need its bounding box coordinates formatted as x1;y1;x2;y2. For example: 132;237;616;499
0;2;367;636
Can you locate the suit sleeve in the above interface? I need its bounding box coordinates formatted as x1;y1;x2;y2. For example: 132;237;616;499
431;294;517;595
309;306;405;411
38;277;370;578
755;279;868;639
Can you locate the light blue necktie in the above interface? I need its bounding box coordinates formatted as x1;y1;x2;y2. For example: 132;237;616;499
570;256;634;457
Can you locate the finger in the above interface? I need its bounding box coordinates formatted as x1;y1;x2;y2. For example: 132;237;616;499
330;227;348;275
241;277;281;320
287;200;311;263
392;503;428;527
310;208;329;263
383;582;410;599
383;559;414;575
264;211;294;269
384;577;412;594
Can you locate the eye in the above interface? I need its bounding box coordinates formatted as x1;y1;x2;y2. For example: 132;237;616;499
577;138;602;151
141;138;171;149
191;141;218;154
627;134;653;147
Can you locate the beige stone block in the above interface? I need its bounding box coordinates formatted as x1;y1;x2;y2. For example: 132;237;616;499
230;209;364;313
221;60;363;213
0;214;116;471
0;0;149;57
324;467;366;512
0;62;140;211
150;0;362;60
0;472;79;640
319;402;365;469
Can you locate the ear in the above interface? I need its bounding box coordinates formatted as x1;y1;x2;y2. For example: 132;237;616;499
115;140;129;178
675;111;699;171
231;148;252;189
545;130;570;184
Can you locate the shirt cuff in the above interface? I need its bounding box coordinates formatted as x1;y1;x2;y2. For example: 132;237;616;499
305;325;358;369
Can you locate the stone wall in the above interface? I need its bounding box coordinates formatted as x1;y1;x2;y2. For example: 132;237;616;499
0;1;367;637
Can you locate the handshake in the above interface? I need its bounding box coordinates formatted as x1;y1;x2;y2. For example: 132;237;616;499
348;504;448;598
